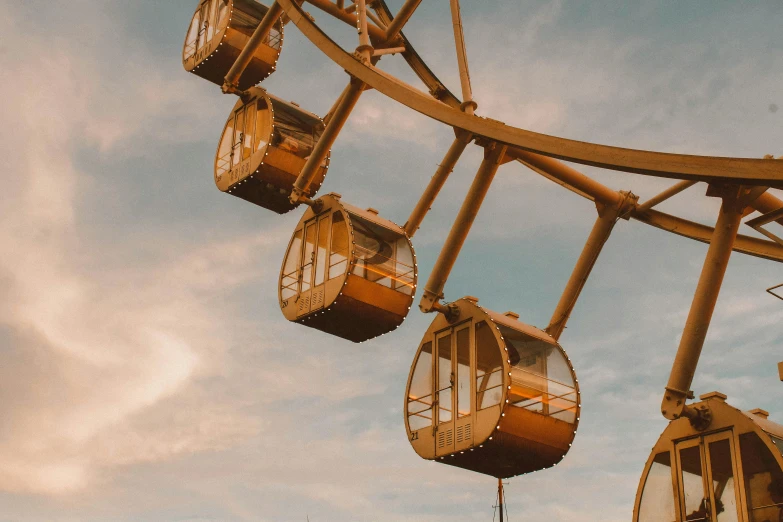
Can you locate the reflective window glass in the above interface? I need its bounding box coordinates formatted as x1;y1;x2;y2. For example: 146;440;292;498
329;212;349;279
437;334;452;424
243;102;255;160
198;2;211;49
456;327;471;418
184;11;200;59
255;100;271;152
708;439;739;522
232;109;244;166
206;0;217;42
301;222;316;293
231;6;259;38
216;119;233;179
638;452;676;522
352;217;394;288
680;444;709;522
271;101;322;159
475;321;502;410
770;435;783;459
216;0;229;31
499;325;577;423
314;215;330;287
740;432;783;522
394;237;415;295
239;1;279;47
281;229;302;300
349;215;412;294
268;26;282;49
407;342;433;431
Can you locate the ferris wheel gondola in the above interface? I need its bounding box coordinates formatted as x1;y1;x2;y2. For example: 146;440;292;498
279;194;417;342
634;393;783;522
214;87;328;213
183;0;283;90
404;297;580;478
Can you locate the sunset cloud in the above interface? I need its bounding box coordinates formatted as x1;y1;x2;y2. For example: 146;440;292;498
1;1;781;521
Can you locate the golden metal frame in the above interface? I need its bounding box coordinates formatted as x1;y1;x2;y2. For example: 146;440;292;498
181;0;783;515
632;393;783;522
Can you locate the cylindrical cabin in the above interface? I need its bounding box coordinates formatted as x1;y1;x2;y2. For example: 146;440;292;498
634;392;783;522
183;0;283;90
279;194;417;342
215;87;328;214
404;297;580;478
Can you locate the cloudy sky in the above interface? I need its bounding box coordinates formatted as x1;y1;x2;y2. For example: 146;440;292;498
1;1;782;520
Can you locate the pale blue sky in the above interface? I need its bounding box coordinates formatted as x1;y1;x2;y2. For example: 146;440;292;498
0;1;781;521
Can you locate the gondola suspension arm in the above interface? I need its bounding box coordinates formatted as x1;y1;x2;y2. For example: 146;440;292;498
545;191;638;341
383;0;422;43
290;78;365;207
222;0;283;94
404;130;473;238
449;0;476;115
661;185;768;429
419;142;508;317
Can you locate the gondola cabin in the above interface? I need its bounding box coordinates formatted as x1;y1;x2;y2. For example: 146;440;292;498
183;0;283;89
279;194;416;342
215;88;328;214
405;297;580;478
634;392;783;522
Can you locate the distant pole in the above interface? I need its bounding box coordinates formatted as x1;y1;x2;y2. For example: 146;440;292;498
498;478;504;522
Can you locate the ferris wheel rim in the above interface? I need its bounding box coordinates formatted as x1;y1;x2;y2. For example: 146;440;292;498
278;0;783;189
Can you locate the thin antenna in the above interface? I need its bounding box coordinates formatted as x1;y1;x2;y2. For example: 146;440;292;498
498;478;505;522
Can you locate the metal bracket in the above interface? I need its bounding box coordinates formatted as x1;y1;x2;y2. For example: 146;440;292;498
689;405;713;432
768;283;783;301
747;207;783;247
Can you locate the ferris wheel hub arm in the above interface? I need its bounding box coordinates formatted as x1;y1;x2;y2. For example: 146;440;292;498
661;191;747;425
419;143;507;315
404;133;473;238
223;0;283;93
546;193;637;341
383;0;423;43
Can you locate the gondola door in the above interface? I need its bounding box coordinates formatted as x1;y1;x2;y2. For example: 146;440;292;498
435;322;473;457
453;323;473;452
435;329;454;457
227;103;255;184
197;1;212;53
296;213;330;318
675;431;742;522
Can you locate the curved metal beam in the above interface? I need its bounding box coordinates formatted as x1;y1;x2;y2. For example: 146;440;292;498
631;208;783;263
372;0;461;108
278;0;783;187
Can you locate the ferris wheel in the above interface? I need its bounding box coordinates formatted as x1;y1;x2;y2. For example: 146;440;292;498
181;0;783;519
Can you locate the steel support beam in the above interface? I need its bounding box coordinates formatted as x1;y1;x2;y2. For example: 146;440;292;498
546;194;636;340
506;147;624;208
637;180;698;212
661;191;745;426
222;1;283;93
384;0;422;43
632;208;783;263
751;190;783;226
404;131;473;237
290;79;365;204
420;143;507;315
449;0;476;114
356;0;373;61
278;0;783;187
304;0;388;45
